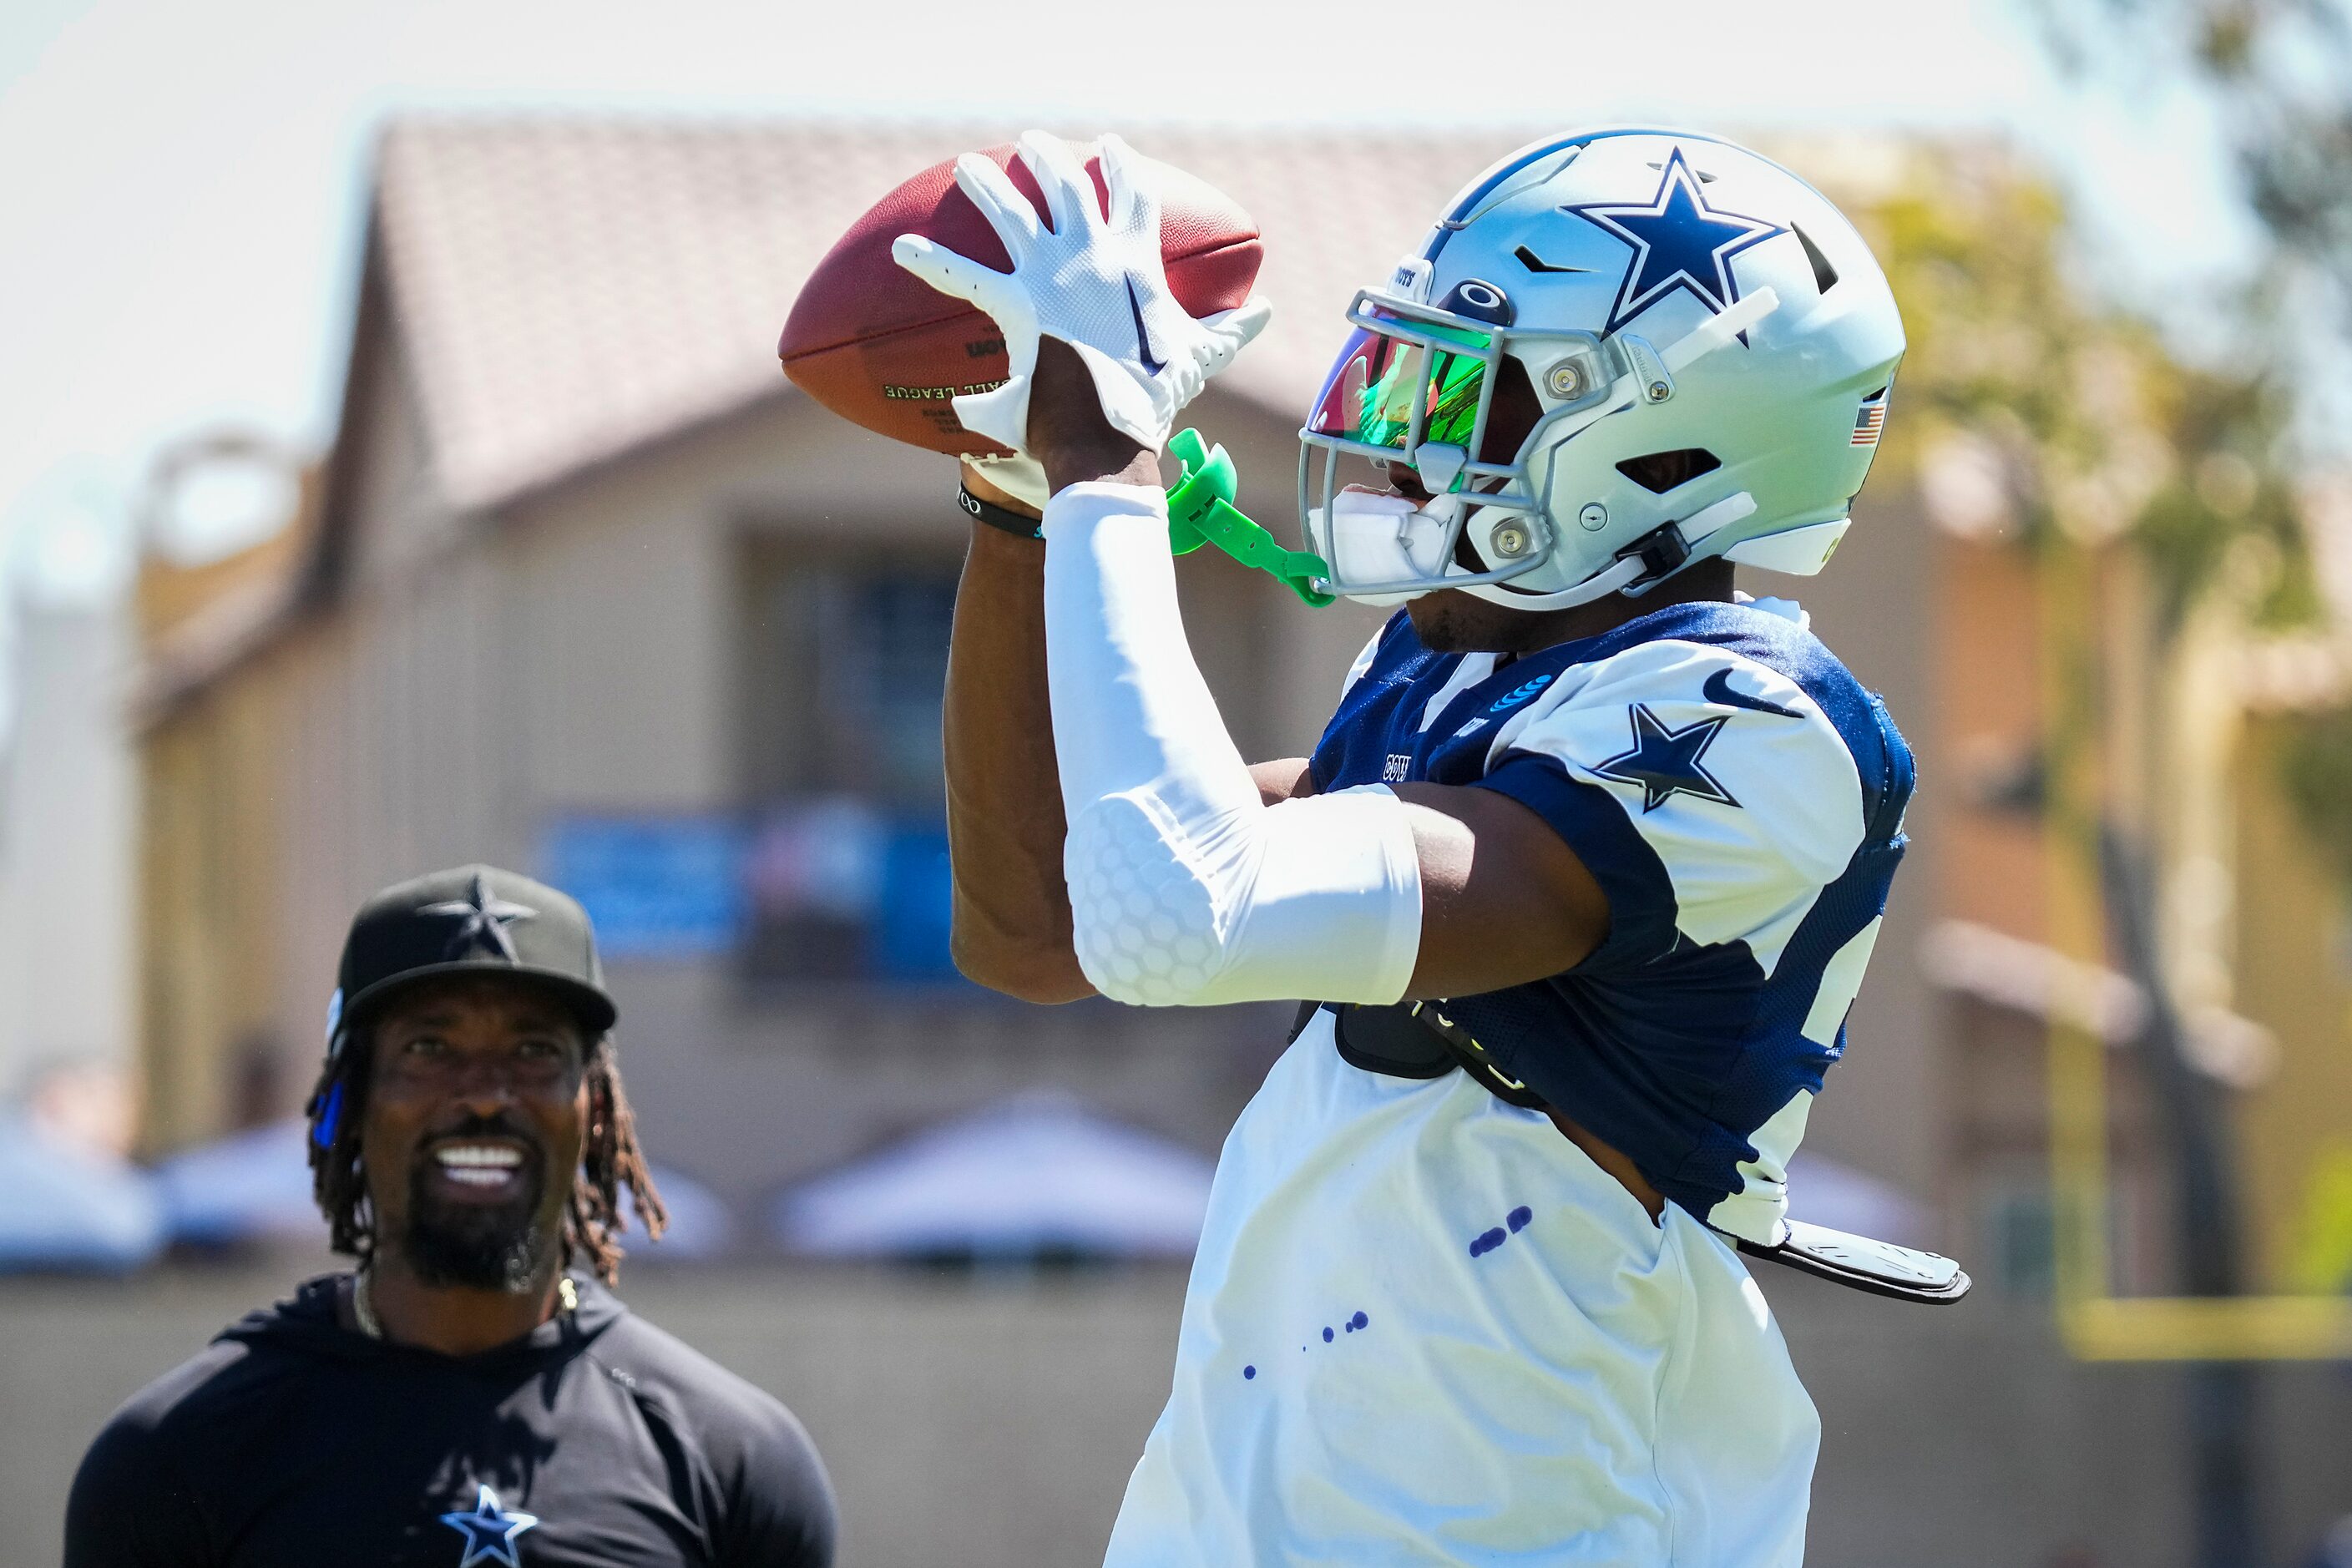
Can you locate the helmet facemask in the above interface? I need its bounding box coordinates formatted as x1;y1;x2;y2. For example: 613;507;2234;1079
1297;279;1775;609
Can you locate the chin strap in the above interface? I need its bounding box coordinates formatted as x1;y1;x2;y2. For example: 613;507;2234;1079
1166;428;1335;607
1468;491;1758;613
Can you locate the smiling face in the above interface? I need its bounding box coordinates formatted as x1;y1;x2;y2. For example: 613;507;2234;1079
359;974;592;1291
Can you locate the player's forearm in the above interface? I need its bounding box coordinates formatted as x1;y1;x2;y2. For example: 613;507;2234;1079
942;497;1095;1004
1038;481;1423;1008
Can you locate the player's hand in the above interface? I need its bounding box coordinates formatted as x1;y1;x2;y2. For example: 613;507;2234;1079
891;130;1272;460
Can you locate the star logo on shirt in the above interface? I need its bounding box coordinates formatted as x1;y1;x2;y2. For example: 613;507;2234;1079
440;1484;539;1567
1592;702;1742;812
420;872;537;962
1562;147;1783;335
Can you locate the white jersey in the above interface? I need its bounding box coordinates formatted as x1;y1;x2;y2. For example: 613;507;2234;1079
1104;1024;1818;1565
1104;596;1914;1565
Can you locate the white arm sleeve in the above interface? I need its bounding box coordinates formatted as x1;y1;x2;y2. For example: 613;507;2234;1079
1042;481;1423;1007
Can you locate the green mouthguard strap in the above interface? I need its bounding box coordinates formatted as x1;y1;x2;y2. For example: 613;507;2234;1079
1164;427;1335;608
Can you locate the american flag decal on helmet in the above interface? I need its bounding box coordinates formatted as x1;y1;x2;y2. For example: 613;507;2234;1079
1851;390;1889;447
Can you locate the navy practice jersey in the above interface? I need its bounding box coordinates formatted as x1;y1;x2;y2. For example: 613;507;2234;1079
1309;595;1913;1244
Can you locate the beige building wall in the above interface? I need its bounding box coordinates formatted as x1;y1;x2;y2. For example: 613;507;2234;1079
138;343;1958;1216
139;644;298;1151
128;134;1956;1227
136;337;1959;1221
464;385;1379;1201
135;357;1393;1196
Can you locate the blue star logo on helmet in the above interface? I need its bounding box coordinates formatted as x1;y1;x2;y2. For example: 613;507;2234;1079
439;1484;539;1566
1563;147;1784;336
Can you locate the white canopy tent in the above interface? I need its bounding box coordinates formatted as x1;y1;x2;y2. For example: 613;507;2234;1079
773;1092;1215;1261
0;1115;162;1272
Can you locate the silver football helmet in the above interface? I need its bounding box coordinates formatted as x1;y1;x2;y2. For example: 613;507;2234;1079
1297;129;1906;609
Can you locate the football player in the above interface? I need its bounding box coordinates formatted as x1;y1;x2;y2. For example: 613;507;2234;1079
903;128;1915;1565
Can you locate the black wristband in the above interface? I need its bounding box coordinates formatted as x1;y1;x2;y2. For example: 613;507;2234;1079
959;485;1044;539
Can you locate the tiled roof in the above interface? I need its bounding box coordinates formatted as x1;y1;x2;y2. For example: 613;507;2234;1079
372;118;1522;509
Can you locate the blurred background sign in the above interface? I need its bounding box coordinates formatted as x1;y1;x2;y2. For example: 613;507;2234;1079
542;815;747;960
741;799;960;984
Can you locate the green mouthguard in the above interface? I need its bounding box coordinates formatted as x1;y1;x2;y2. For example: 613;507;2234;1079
1165;427;1335;608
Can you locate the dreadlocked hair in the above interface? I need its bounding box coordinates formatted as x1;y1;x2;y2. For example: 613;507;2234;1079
303;1027;667;1287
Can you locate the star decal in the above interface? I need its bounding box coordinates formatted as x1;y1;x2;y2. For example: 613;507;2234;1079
439;1484;539;1567
1591;702;1742;813
421;872;537;962
1563;147;1783;335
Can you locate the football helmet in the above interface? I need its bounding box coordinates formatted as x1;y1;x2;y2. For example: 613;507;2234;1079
1297;129;1905;609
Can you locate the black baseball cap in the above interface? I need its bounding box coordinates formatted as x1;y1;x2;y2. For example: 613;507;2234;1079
327;864;617;1055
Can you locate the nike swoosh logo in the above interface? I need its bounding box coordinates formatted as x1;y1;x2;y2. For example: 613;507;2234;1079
1702;667;1803;719
1126;276;1166;374
1514;244;1592;275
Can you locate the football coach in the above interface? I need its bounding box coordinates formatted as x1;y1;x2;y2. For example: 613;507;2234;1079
66;864;837;1567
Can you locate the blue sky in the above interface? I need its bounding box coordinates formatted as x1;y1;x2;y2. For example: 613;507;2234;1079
0;0;2257;610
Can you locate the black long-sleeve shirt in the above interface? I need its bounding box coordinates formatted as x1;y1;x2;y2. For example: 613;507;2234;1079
66;1272;836;1567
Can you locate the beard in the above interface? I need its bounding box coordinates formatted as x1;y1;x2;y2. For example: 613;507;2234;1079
396;1145;554;1292
1407;590;1501;654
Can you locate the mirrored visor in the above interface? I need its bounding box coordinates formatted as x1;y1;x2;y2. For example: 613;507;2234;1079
1306;310;1495;458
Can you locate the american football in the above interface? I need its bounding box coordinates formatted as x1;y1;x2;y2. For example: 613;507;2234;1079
777;137;1262;457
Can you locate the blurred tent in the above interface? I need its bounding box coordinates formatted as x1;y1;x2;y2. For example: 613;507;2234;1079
0;1113;164;1272
625;1163;734;1262
155;1116;321;1246
772;1092;1214;1261
156;1115;733;1261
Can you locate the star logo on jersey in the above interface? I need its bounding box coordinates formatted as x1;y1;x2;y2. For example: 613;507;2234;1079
1563;147;1783;335
420;872;537;963
440;1484;539;1567
1592;702;1742;812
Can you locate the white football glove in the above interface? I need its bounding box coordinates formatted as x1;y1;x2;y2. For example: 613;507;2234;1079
893;129;1272;458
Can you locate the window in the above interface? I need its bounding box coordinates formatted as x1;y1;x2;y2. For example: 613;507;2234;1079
738;546;964;985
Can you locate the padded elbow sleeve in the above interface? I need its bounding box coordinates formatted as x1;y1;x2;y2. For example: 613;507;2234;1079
1065;784;1423;1008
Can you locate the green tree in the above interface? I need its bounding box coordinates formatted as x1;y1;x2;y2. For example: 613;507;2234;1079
1869;152;2314;636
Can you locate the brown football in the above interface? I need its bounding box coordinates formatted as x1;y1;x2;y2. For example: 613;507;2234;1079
778;139;1262;458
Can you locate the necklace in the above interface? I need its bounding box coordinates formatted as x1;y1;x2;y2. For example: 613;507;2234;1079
352;1269;578;1339
352;1267;382;1339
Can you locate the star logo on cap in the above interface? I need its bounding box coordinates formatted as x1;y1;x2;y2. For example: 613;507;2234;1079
439;1483;538;1567
1563;146;1783;336
421;872;537;963
1591;701;1742;813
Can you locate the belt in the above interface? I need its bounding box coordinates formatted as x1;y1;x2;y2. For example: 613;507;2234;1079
1299;1000;1972;1306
